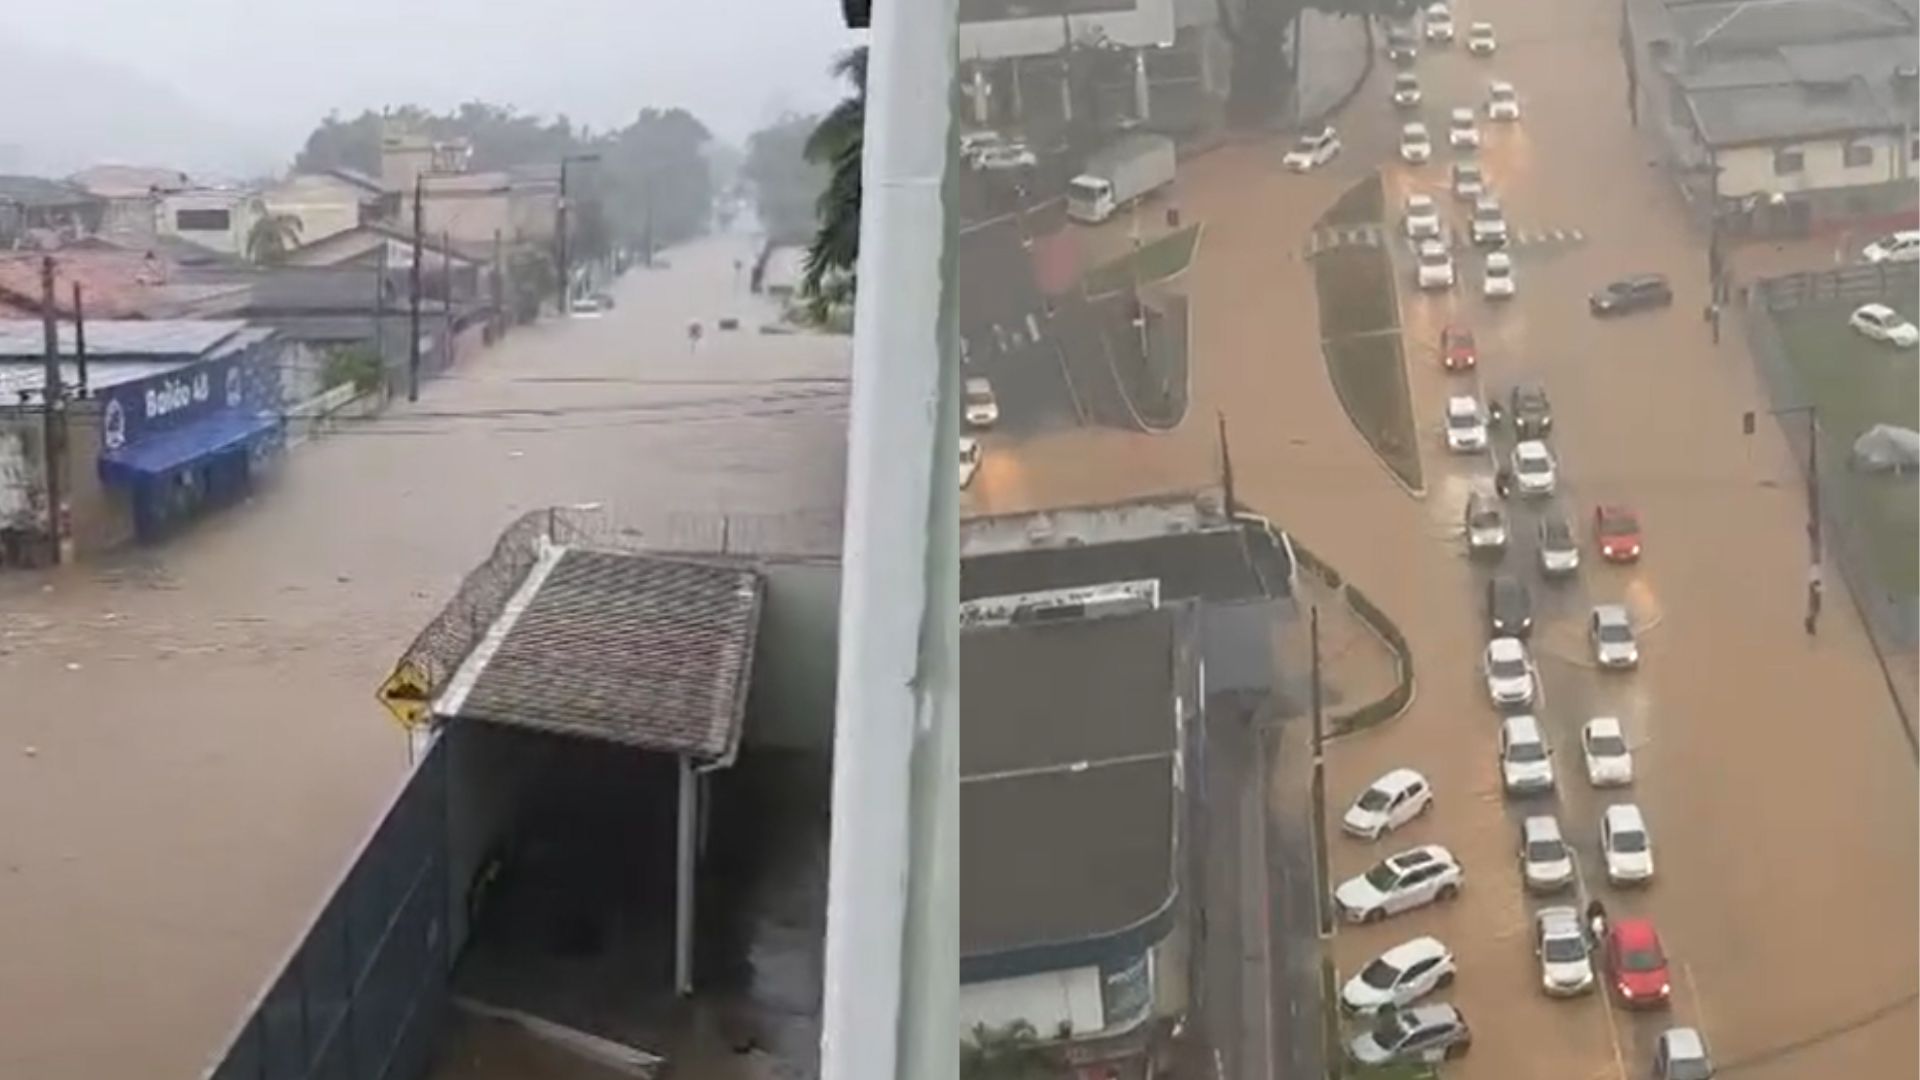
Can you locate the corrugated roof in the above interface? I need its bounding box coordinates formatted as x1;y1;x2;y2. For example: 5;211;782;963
1678;35;1919;144
0;318;246;358
1666;0;1912;52
441;547;764;758
961;525;1287;603
0;175;97;208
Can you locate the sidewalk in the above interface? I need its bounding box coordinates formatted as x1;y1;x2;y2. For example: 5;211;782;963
1279;574;1402;719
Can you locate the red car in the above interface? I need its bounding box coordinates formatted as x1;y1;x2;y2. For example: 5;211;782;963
1442;325;1477;371
1604;918;1672;1007
1594;505;1642;562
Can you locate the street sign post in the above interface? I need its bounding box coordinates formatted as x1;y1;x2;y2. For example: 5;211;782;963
377;660;435;730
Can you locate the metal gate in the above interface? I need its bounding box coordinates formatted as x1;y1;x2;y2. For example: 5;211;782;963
206;736;451;1080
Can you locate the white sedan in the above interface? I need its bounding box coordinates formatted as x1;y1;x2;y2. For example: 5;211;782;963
1285;126;1343;171
1445;395;1488;453
1581;717;1634;786
1416;240;1455;290
1519;814;1575;893
1424;4;1455;41
1590;603;1640;668
1400;122;1434;164
1483;637;1536;707
1448;108;1481;149
1535;907;1596;997
1341;936;1457;1015
1483;251;1515;298
1466;21;1497;54
1601;803;1656;885
1334;845;1464;923
1404;193;1442;239
1487;81;1521;121
1343;767;1434;840
1511;440;1556;495
1850;303;1919;347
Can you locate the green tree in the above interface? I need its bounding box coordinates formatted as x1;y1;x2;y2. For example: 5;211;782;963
802;47;867;309
960;1021;1055;1080
246;212;303;263
742;112;828;244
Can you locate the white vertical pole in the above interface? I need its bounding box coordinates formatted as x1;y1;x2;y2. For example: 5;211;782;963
820;0;959;1073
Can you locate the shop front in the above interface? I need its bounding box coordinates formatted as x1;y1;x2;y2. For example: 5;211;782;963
94;346;284;542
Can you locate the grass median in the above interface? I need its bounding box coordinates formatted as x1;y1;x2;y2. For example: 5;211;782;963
1324;331;1422;491
1083;222;1202;297
1773;299;1919;598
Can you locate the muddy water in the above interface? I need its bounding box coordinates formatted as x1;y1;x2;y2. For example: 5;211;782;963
975;13;1917;1076
0;237;848;1080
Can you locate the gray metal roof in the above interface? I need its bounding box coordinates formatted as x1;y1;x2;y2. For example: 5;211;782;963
0;359;191;401
961;611;1180;957
1664;0;1913;52
438;546;764;758
0;318;248;358
962;524;1288;604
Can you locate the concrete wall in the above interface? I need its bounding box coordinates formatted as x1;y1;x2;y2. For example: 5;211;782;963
1716;132;1915;198
743;558;842;750
960;965;1106;1038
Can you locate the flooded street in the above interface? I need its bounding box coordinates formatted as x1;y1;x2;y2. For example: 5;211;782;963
968;0;1918;1074
0;235;848;1080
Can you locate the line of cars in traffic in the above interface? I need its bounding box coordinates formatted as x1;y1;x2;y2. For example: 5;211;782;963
1325;23;1716;1070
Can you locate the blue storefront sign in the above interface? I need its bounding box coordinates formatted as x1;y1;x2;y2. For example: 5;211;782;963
94;342;286;541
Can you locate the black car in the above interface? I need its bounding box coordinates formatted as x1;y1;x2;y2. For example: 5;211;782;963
1487;574;1534;637
1589;274;1673;316
1509;383;1553;438
1387;29;1419;63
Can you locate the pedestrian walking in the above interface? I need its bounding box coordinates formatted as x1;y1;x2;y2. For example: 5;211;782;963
1586;898;1608;945
1806;575;1824;636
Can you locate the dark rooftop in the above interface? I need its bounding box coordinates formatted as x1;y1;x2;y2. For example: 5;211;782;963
961;610;1181;959
439;547;763;759
962;525;1284;604
0;175;97;208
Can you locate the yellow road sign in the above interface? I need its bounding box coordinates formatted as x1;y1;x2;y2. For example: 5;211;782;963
377;660;435;730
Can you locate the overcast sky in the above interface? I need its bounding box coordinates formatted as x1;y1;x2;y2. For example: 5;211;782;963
4;0;860;175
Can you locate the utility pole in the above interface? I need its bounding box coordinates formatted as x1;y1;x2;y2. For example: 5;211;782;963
557;157;572;311
408;175;423;403
374;240;388;389
1309;604;1332;937
443;230;455;371
38;258;65;566
71;283;88;398
1217;411;1237;513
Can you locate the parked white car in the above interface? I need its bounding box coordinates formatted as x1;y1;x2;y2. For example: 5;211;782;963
1404;193;1442;239
1417;240;1455;290
1466;21;1497;54
1862;229;1920;264
1512;440;1557;495
1393;71;1424;108
1581;717;1634;786
1335;845;1465;923
1348;1003;1473;1067
1487;81;1522;120
1483;250;1515;298
1341;936;1457;1015
1470;197;1508;246
1445;395;1488;452
1343;768;1434;840
1849;303;1919;347
1424;4;1455;41
976;144;1037;172
964;376;1000;428
1448;108;1481;149
1484;638;1537;708
1519;814;1575;892
959;436;982;490
1499;714;1555;793
1400;122;1434;164
1590;604;1640;668
1535;906;1596;997
1285;125;1343;171
1601;803;1655;884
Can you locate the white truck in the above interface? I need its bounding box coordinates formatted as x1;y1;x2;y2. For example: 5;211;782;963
1066;134;1177;224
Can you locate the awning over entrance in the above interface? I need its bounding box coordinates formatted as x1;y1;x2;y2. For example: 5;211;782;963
97;410;281;485
433;544;765;760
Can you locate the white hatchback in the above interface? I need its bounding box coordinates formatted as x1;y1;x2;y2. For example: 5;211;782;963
1335;845;1465;923
1466;21;1497;54
1445;395;1487;452
1484;637;1537;708
1850;303;1919;347
1417;240;1455;290
1424;5;1455;41
1581;717;1634;786
1285;126;1343;171
1499;714;1555;794
1448;108;1480;149
1590;604;1640;668
1601;803;1655;884
1862;229;1920;264
1535;906;1596;997
1343;767;1434;840
1341;936;1457;1015
1401;122;1434;164
1512;440;1556;495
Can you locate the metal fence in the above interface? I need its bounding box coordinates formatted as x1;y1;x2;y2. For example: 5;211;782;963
1739;296;1919;742
206;736;451;1080
1753;263;1920;313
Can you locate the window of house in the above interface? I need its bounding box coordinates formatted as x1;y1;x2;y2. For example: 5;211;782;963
1773;148;1805;175
1843;141;1874;168
175;208;230;231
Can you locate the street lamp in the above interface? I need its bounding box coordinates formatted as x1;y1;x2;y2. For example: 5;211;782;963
557;152;603;313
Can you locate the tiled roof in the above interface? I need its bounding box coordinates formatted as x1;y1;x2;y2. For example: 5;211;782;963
439;547;764;758
0;318;248;358
0;253;250;319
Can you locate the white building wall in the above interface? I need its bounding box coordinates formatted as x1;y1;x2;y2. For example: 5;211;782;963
960;0;1176;60
1716;132;1910;199
157;191;264;257
959;966;1105;1038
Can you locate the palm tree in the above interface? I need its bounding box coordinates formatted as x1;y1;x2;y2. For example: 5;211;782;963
960;1020;1056;1080
801;46;867;311
246;212;304;264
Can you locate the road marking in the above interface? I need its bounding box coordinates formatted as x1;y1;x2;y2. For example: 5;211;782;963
1682;961;1711;1034
1026;312;1041;342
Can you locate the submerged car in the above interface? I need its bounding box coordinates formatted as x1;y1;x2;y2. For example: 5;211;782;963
1605;917;1672;1007
1393;71;1424;108
1535;907;1596;997
1483;250;1515;298
1405;192;1442;239
1466;20;1497;54
1417;240;1455;290
1448;107;1481;149
1499;714;1555;793
1861;229;1920;264
1424;4;1455;42
1602;803;1656;884
959;436;982;489
1335;845;1464;923
1537;509;1580;575
1341;936;1457;1015
1285;125;1343;171
1510;382;1552;437
1519;814;1575;892
1654;1027;1716;1080
1347;1003;1472;1067
1486;573;1532;637
1594;504;1643;562
1849;303;1919;347
1452;160;1485;199
1590;273;1674;315
1441;324;1478;370
1512;440;1557;496
1387;28;1420;63
1343;767;1433;840
1470;196;1508;246
1401;122;1434;164
1465;490;1508;553
1487;80;1521;120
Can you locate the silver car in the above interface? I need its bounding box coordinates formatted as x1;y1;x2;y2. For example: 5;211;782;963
1590;604;1639;668
1347;1002;1472;1066
1535;906;1595;996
